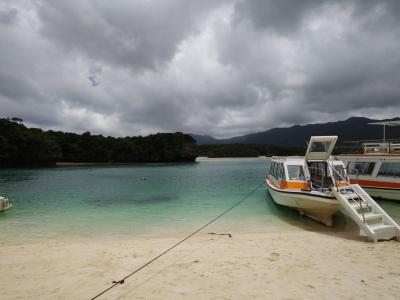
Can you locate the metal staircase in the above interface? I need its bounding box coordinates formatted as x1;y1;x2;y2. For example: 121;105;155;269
332;184;400;242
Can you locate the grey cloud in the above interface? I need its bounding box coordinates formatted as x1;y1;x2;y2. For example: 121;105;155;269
233;0;321;34
213;0;400;132
233;1;400;34
1;0;400;139
36;0;226;71
0;6;18;25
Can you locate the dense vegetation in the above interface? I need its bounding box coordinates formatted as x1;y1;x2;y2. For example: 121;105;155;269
0;118;197;167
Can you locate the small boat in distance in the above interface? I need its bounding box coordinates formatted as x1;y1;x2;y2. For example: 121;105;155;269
266;136;400;242
0;195;12;212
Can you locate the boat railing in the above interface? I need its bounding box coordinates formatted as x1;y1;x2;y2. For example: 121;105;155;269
338;139;400;154
327;163;369;223
363;142;400;154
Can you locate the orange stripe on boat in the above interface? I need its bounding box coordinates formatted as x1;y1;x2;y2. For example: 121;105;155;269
279;180;310;190
350;179;400;189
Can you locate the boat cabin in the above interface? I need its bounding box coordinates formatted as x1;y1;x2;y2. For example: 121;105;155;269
268;136;348;192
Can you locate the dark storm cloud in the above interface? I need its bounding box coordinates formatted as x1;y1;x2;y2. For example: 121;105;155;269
233;0;400;33
0;6;18;25
1;0;400;138
218;0;400;131
36;0;225;71
233;0;322;34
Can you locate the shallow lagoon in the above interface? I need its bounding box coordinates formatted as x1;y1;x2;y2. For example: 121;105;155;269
1;159;399;243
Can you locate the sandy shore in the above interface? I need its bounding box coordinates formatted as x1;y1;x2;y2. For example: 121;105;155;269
195;156;269;162
1;228;399;300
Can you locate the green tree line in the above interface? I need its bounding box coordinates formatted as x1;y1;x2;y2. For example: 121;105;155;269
0;118;302;167
0;118;197;167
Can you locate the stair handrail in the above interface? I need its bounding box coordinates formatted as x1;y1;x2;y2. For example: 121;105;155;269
327;162;370;223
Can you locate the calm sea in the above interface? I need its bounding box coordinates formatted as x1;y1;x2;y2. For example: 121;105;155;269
1;159;399;243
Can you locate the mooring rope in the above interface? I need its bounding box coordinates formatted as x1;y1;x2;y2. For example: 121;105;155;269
89;181;264;300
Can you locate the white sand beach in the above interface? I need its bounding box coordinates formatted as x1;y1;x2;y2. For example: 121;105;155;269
1;228;399;300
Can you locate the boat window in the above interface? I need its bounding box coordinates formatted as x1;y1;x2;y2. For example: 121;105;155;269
277;163;282;179
377;162;400;178
347;161;375;175
287;165;305;181
269;162;279;179
310;141;332;153
333;165;346;181
269;162;274;176
279;164;286;180
273;163;284;180
271;162;277;177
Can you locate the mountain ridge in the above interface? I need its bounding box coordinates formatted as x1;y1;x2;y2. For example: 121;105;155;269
191;117;400;147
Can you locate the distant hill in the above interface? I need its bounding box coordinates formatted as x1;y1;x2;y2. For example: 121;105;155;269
191;117;400;147
189;134;223;145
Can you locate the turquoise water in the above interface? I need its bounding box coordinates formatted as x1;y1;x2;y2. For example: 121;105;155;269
1;160;399;242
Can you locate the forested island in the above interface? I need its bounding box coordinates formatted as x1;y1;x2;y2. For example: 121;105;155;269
0;118;301;167
0;118;197;167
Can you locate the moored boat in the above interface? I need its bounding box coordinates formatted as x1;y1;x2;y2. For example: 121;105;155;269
336;121;400;201
337;152;400;201
266;136;344;226
265;136;400;242
0;195;12;212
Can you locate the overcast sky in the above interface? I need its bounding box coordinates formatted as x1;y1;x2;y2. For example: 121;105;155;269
1;0;400;138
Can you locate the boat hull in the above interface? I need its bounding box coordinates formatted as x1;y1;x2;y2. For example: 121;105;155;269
0;197;12;212
266;180;341;226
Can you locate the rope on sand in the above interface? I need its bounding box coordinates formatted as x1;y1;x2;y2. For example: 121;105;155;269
89;181;264;300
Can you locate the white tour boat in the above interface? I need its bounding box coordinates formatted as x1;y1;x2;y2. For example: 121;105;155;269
337;121;400;201
0;195;12;212
266;136;400;242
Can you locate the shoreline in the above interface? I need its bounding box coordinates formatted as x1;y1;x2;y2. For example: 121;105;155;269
195;156;269;161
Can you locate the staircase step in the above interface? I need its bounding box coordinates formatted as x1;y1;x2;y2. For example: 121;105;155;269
344;194;360;200
363;213;383;221
334;184;400;242
368;223;395;232
350;202;370;209
368;224;397;241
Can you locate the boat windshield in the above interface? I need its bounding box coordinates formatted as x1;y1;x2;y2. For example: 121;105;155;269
287;165;305;181
308;161;333;189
